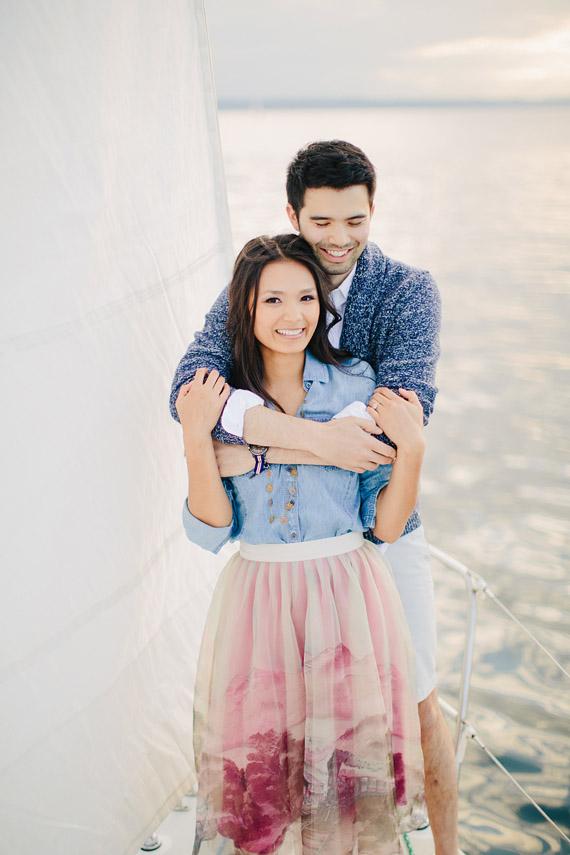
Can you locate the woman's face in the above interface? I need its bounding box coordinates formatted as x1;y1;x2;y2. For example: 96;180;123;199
253;259;321;357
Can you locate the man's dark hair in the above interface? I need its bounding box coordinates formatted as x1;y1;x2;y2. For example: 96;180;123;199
286;140;376;217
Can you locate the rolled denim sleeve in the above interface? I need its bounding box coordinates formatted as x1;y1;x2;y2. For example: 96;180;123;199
359;463;392;529
181;481;241;554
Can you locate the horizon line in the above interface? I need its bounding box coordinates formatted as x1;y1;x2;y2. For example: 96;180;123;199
218;97;570;110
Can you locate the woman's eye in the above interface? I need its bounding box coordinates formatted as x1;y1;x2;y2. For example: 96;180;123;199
265;297;280;303
301;295;316;301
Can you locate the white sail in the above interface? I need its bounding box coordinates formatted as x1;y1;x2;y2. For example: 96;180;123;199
0;2;232;852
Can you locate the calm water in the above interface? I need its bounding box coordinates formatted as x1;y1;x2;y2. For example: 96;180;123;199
217;106;570;854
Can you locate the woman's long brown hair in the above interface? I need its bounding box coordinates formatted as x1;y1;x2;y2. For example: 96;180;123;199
226;234;347;411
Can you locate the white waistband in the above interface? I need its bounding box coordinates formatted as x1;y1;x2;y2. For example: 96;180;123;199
239;532;365;562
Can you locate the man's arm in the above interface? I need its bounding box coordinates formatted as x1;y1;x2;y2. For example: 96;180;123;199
213;441;328;477
243;407;395;472
213;433;396;478
169;286;244;443
374;271;441;425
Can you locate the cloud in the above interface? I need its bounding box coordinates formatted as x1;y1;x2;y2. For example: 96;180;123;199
415;22;570;60
409;21;570;98
207;1;570;102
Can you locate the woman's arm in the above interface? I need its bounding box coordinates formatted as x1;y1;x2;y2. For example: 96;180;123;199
367;388;425;542
176;369;232;527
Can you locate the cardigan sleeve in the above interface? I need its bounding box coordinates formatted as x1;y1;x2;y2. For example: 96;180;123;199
375;269;441;425
169;286;245;444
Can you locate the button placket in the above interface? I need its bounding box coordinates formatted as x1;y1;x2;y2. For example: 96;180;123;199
266;464;298;530
286;467;300;542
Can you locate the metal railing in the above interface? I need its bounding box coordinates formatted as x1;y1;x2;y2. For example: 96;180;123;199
431;545;570;846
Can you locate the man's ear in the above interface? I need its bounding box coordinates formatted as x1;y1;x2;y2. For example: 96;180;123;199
286;203;300;232
370;201;375;218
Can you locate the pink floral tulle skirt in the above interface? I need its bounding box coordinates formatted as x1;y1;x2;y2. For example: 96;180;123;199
192;534;427;855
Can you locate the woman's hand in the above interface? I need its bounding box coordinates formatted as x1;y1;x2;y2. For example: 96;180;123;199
176;368;230;439
367;387;425;453
369;388;425;542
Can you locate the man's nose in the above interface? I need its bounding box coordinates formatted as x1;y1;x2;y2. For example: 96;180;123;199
327;225;350;247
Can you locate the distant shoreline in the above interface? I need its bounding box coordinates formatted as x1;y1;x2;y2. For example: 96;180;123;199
218;98;570;110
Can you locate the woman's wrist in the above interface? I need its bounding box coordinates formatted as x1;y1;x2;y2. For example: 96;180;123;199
394;436;425;462
182;425;213;450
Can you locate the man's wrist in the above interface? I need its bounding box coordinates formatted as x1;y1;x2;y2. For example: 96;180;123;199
247;443;269;476
243;406;322;453
298;418;324;456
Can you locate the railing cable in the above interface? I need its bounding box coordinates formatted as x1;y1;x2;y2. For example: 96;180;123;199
471;729;570;845
439;698;570;845
481;586;570;682
429;546;570;681
431;545;570;846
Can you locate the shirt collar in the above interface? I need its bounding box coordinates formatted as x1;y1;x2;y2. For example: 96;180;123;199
303;350;331;384
329;264;357;308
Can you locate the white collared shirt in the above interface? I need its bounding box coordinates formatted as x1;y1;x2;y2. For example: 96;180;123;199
326;264;357;349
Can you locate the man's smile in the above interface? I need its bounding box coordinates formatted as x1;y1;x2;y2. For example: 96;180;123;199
318;245;357;261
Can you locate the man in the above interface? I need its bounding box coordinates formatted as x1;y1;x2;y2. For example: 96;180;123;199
170;140;458;853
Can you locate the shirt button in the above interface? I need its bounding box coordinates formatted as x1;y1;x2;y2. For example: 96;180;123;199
291;533;296;539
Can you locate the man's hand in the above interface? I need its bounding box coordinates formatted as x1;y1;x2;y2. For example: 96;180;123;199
213;440;254;477
314;417;396;472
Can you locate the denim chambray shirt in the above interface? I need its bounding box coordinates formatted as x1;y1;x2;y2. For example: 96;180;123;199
182;353;392;554
171;241;441;537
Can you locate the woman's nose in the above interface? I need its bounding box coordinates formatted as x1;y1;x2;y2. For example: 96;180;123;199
282;301;302;320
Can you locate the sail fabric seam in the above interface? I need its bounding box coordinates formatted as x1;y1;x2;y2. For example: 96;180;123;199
196;0;233;265
1;242;225;355
0;527;185;684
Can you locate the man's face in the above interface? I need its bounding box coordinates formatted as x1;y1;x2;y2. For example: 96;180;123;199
286;185;374;286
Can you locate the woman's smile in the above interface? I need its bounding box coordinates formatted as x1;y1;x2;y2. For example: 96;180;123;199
275;327;305;338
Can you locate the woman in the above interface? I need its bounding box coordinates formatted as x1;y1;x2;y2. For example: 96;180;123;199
176;234;427;855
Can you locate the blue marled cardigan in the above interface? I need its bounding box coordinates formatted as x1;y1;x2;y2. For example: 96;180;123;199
170;240;441;535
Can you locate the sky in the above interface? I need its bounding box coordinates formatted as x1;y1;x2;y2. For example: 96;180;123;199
205;0;570;104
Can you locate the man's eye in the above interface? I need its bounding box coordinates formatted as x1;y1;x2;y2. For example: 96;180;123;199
315;222;329;227
349;220;365;226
